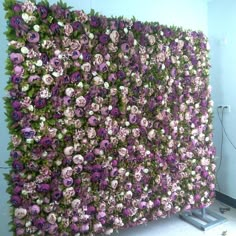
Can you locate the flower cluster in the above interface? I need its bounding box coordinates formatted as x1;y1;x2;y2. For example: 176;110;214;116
4;0;215;235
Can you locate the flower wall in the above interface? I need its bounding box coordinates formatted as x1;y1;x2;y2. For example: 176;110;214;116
4;0;216;235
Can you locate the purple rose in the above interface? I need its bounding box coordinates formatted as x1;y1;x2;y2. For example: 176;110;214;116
13;186;22;195
11;195;22;207
116;70;126;80
27;31;40;43
110;107;120;117
100;140;110;150
108;73;117;83
85;152;95;162
37;183;50;193
97;128;107;138
12;100;21;110
99;33;109;44
34;217;46;229
16;228;25;236
138;201;147;209
80;224;89;233
70;223;79;233
71;21;83;31
91;172;101;182
99;63;108;73
21;127;35;139
90;16;100;27
100;179;108;190
63;96;72;106
52;190;62;201
40;136;52;148
34;97;47;109
71;50;80;60
123;208;132;217
50;57;61;68
70;71;82;83
29;205;40;215
88;116;99;126
10;53;24;64
163;28;172;37
12;159;24;171
82;51;91;62
75;108;85;117
11;75;22;84
129;114;137;124
133;21;143;32
50;23;60;33
87;205;96;215
12;111;23;121
10;16;24;30
37;5;48;19
154;199;161;207
41;53;49;65
63;177;73;187
194;194;201;202
110;167;118;177
12;3;22;12
121;43;130;53
28;75;40;83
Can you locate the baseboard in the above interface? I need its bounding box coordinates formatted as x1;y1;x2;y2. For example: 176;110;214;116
215;191;236;208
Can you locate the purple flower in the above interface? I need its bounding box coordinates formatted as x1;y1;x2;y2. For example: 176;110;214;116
133;21;143;32
70;71;82;83
41;53;49;64
12;100;21;110
163;28;172;37
71;21;83;31
121;43;130;53
80;224;89;233
12;4;22;12
12;111;23;121
100;140;110;150
12;159;24;171
63;177;73;187
99;33;109;44
27;31;40;43
11;195;22;207
123;208;132;217
99;63;109;73
52;190;62;201
138;201;147;209
40;136;52;148
71;50;80;60
88;116;99;126
75;108;85;117
82;51;92;62
50;57;61;68
37;183;51;193
16;228;25;236
97;128;107;138
11;75;22;84
110;107;120;117
13;186;22;195
87;205;96;215
90;16;100;27
85;152;95;162
194;194;201;202
34;217;46;229
21;127;35;139
108;73;117;83
129;114;137;124
70;223;80;233
116;70;126;80
34;97;47;109
10;53;24;64
29;205;40;215
50;23;60;33
37;5;48;19
91;172;101;182
10;16;24;29
28;75;40;83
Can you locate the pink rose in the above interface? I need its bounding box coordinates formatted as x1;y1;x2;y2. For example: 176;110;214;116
76;96;86;107
61;167;73;178
71;199;81;209
110;88;117;96
125;190;133;199
47;213;57;224
14;65;24;76
64;24;73;36
14;208;27;219
62;37;71;47
65;87;75;97
63;146;74;156
64;107;75;118
91;103;100;112
132;128;140;138
87;127;96;139
110;30;119;43
42;74;54;85
94;54;104;65
108;43;118;52
73;154;84;164
81;62;91;72
70;39;81;50
111;180;118;189
63;187;75;199
140;117;149;127
148;35;156;45
48;128;57;138
118;147;127;157
148;129;156;140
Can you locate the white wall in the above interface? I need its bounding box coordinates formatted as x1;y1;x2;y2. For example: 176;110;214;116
208;0;236;199
0;0;208;235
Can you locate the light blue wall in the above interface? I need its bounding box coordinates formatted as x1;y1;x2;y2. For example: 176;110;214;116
0;0;208;235
208;0;236;199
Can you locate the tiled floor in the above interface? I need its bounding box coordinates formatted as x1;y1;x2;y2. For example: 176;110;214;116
110;201;236;236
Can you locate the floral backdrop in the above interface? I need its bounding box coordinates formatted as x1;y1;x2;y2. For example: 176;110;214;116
4;0;216;235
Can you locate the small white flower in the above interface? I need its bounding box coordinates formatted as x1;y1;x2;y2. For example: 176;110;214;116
125;172;129;177
36;199;43;205
58;21;64;26
134;39;138;45
52;71;61;77
57;133;63;139
26;138;33;144
108;105;113;110
22;13;30;23
143;168;149;174
89;111;94;115
119;86;124;90
77;82;83;88
25;221;32;227
21;46;29;54
108;156;113;161
35;60;43;67
79;54;83;60
108;130;113;135
28;105;34;111
89;33;94;39
33;25;40;32
160;31;164;36
124;28;128;34
161;64;165;70
125;121;130;127
106;61;111;66
21;84;29;92
104;82;109;89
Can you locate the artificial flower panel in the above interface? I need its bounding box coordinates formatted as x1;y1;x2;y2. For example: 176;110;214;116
4;0;216;235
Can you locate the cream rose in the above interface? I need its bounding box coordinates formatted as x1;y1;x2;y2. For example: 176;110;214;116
110;30;120;43
42;74;53;85
81;62;91;72
76;96;86;107
15;208;27;219
94;54;103;65
64;24;73;36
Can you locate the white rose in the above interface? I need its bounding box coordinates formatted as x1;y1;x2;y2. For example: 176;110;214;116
47;213;57;224
22;13;30;23
21;46;29;54
65;88;75;97
93;76;104;85
110;30;120;43
73;154;84;164
33;25;40;32
15;208;27;219
76;96;86;107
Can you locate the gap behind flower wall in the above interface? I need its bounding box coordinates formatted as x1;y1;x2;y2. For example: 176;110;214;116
4;0;216;235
